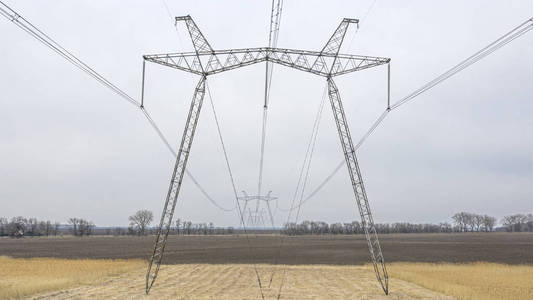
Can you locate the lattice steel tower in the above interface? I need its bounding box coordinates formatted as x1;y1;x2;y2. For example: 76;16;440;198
238;191;277;227
142;15;391;295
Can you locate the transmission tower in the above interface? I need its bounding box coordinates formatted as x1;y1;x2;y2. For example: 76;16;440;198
142;15;391;295
246;208;266;227
238;191;277;227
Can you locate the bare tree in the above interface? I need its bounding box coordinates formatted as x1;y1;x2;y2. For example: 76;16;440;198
68;218;94;236
7;216;27;237
452;212;497;233
473;215;484;232
526;214;533;232
27;218;40;236
0;217;7;236
439;222;452;233
481;215;497;232
452;212;469;232
129;209;153;236
465;213;476;232
68;218;78;235
38;220;53;236
502;214;528;232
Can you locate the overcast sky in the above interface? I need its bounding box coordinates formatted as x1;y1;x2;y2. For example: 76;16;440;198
1;0;532;227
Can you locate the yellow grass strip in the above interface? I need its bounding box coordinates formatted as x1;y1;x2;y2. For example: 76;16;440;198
26;264;451;299
0;256;144;299
386;262;533;300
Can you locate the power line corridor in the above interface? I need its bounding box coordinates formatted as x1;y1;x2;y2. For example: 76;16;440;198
1;1;532;298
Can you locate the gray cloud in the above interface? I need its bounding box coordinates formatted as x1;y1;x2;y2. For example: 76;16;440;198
1;0;532;226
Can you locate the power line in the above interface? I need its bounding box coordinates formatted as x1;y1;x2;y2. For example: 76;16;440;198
160;0;186;50
390;18;533;110
141;107;235;212
0;1;139;107
0;0;231;213
205;82;240;209
284;17;533;213
276;84;327;213
346;0;377;52
274;83;327;298
205;80;266;300
257;0;284;218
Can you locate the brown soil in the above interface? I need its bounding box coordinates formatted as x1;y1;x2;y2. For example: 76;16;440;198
2;232;532;265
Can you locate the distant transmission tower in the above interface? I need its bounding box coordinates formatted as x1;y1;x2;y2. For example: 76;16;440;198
142;15;391;295
238;191;277;227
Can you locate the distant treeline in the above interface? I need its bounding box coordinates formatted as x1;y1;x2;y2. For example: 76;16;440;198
282;212;533;235
0;216;236;237
0;217;96;237
2;211;532;237
0;217;61;237
108;219;236;236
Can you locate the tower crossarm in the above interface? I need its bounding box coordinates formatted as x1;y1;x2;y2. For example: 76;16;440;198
320;18;359;55
143;47;389;77
269;48;389;77
237;195;278;202
176;15;215;54
175;15;222;73
313;18;359;75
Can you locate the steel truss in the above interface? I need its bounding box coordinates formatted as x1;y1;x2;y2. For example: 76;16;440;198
144;15;390;295
145;75;206;292
327;77;388;292
238;191;277;227
145;46;389;78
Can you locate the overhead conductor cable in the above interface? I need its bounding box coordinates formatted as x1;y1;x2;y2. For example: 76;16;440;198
285;16;533;212
0;0;231;212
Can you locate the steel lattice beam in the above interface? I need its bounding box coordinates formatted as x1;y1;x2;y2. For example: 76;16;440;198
144;15;390;295
145;75;206;293
327;77;389;294
144;47;389;77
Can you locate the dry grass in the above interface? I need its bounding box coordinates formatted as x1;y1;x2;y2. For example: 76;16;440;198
3;255;531;299
0;256;144;299
386;262;533;300
30;263;452;299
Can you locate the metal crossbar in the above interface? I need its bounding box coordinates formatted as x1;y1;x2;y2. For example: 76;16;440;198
144;47;389;77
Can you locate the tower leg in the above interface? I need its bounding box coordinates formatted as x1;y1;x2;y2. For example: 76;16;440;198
326;77;389;295
145;75;207;294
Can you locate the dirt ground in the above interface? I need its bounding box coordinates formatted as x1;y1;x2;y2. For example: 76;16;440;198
28;264;454;300
2;232;532;265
